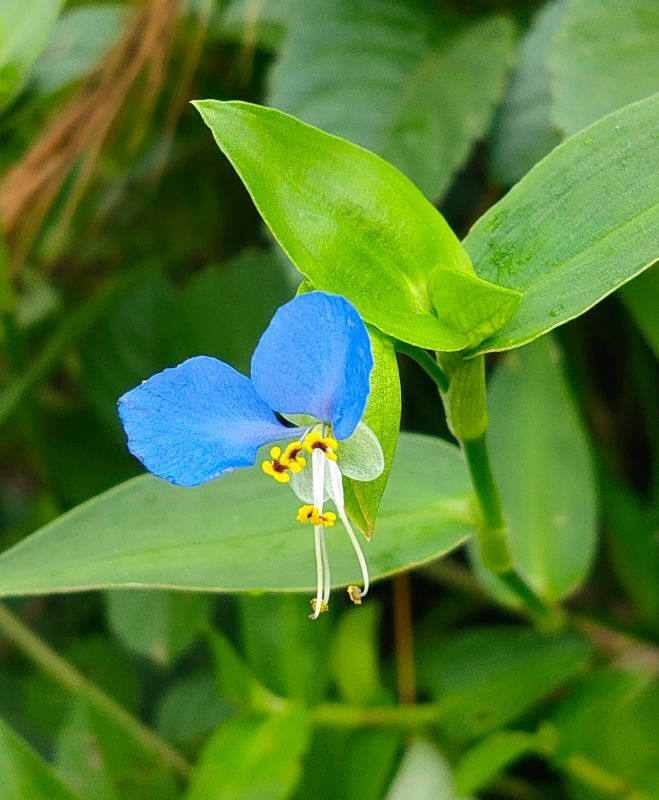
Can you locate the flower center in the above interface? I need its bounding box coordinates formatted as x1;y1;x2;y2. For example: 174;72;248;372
261;425;370;618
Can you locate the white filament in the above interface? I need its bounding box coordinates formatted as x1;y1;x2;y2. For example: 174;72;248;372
328;459;370;598
310;444;330;619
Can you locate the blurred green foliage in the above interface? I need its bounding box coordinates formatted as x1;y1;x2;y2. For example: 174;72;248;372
0;1;657;798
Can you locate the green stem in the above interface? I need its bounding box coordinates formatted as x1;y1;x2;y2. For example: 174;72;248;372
0;603;192;780
394;340;449;392
312;701;444;729
462;435;562;627
462;435;511;571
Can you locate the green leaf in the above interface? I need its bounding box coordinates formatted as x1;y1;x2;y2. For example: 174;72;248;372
385;739;470;800
548;0;659;136
0;271;146;428
329;602;390;706
185;706;310;800
599;467;659;631
269;2;515;201
206;628;278;713
621;266;659;359
475;338;597;602
0;718;79;800
31;4;129;94
23;635;141;734
454;731;537;795
155;672;232;749
489;0;565;184
344;327;401;536
193;99;474;350
429;269;522;350
0;433;475;597
295;728;401;800
55;700;179;800
0;0;63;109
105;590;211;666
464;93;659;354
82;250;291;435
239;594;332;703
550;668;659;799
416;626;591;741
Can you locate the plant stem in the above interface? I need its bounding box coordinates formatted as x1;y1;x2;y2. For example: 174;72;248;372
462;435;512;572
461;434;562;627
392;573;416;705
394;340;449;392
0;603;192;780
312;701;444;729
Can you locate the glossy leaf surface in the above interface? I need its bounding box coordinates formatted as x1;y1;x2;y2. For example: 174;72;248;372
0;434;474;596
194;99;473;350
465;93;659;353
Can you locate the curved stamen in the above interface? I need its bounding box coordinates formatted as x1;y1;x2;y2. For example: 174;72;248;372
327;459;370;603
310;526;324;620
320;525;331;606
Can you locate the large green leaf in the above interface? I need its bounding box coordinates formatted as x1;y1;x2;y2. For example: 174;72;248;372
0;434;474;597
474;338;597;602
194;100;473;350
549;0;659;137
0;718;79;800
489;0;565;184
269;1;514;201
465;92;659;353
0;0;63;109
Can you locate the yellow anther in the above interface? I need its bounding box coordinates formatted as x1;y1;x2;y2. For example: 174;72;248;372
262;440;310;484
297;504;317;524
296;505;336;527
347;585;363;605
262;460;291;483
282;441;306;470
310;598;329;614
302;432;338;461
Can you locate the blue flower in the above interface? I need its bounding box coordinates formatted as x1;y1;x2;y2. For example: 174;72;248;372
118;291;381;618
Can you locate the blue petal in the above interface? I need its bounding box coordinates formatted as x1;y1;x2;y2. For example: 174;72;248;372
118;356;293;486
250;292;373;440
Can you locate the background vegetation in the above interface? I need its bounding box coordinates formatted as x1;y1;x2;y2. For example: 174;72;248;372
0;1;657;798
